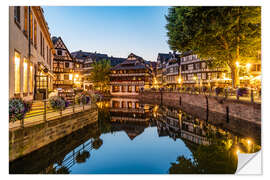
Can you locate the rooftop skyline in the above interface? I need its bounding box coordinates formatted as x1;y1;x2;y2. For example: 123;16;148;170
43;6;171;61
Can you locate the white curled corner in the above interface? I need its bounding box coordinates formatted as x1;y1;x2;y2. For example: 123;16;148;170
235;150;262;175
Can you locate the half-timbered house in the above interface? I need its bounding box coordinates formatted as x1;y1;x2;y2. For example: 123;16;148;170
52;36;75;90
110;53;152;96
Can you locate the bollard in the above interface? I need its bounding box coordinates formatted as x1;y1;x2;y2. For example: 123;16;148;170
160;90;163;105
205;96;209;122
179;96;182;106
43;100;47;121
73;97;75;113
226;106;229;123
21;119;24;128
251;89;254;103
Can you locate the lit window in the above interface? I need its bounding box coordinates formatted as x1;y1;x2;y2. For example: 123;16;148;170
23;59;28;93
29;63;33;92
14;52;21;93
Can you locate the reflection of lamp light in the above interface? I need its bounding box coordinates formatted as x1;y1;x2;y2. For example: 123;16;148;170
246;63;251;70
236;148;240;155
178;77;182;84
236;61;240;67
247;139;252;145
69;74;73;80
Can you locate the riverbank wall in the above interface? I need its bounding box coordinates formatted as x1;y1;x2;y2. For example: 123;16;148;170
139;91;261;143
9;107;98;162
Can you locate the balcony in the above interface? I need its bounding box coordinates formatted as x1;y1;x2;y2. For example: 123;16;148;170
54;80;74;85
53;68;74;73
110;81;145;85
181;68;224;74
110;73;147;77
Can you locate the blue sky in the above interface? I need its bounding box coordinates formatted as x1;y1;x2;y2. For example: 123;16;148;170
43;6;170;61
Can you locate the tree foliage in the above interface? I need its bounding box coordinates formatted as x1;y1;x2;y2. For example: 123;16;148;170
165;7;261;87
169;132;238;174
88;59;111;92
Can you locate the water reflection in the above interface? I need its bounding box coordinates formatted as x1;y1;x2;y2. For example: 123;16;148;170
10;98;260;174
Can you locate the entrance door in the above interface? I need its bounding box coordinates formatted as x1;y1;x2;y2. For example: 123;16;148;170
35;75;48;100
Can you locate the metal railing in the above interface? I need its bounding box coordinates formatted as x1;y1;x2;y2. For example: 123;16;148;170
142;87;261;103
10;99;95;129
52;139;94;173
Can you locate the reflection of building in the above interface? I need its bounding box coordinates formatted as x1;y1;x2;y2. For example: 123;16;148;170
109;98;151;140
9;6;55;100
156;106;210;145
52;36;75;90
109;98;151;122
156;106;181;140
111;121;149;140
180;111;210;145
110;53;153;96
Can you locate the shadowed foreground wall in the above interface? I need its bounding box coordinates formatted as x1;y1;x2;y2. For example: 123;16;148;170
9;108;98;162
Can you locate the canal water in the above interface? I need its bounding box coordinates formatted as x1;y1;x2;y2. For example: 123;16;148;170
9;98;261;174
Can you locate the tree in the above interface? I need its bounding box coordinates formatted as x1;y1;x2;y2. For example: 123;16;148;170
89;59;111;92
166;7;261;88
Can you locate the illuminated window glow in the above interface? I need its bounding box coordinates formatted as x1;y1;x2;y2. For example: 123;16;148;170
23;59;28;93
29;64;33;92
14;52;21;93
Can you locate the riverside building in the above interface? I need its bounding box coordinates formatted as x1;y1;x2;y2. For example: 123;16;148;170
52;36;75;91
180;51;225;87
9;6;55;100
109;53;153;96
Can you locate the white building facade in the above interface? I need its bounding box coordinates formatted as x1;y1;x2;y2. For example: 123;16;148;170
9;6;54;100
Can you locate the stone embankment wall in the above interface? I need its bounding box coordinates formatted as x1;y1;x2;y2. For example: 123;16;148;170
139;91;261;143
9;108;98;162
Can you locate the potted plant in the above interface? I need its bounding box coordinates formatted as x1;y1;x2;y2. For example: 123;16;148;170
202;86;208;93
76;150;90;163
237;88;249;97
49;96;67;111
215;87;224;96
9;98;32;123
92;138;103;150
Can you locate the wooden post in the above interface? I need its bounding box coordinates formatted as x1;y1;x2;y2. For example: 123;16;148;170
73;97;75;113
226;106;230;123
21;118;24;128
205;95;208;122
251;89;254;103
43;100;47;121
